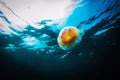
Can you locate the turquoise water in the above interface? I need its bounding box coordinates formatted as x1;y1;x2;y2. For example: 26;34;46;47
0;0;120;59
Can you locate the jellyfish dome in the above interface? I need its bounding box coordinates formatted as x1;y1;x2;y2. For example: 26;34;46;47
57;26;84;50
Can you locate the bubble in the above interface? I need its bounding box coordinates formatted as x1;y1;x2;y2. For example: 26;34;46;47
57;26;84;50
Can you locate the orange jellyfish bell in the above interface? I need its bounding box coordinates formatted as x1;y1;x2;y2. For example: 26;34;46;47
57;26;84;50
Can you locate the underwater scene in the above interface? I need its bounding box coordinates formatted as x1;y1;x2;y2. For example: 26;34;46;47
0;0;120;80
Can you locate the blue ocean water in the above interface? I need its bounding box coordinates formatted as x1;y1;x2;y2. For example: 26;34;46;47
0;0;120;79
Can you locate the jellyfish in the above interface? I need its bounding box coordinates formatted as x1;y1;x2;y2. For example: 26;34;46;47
57;26;84;50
